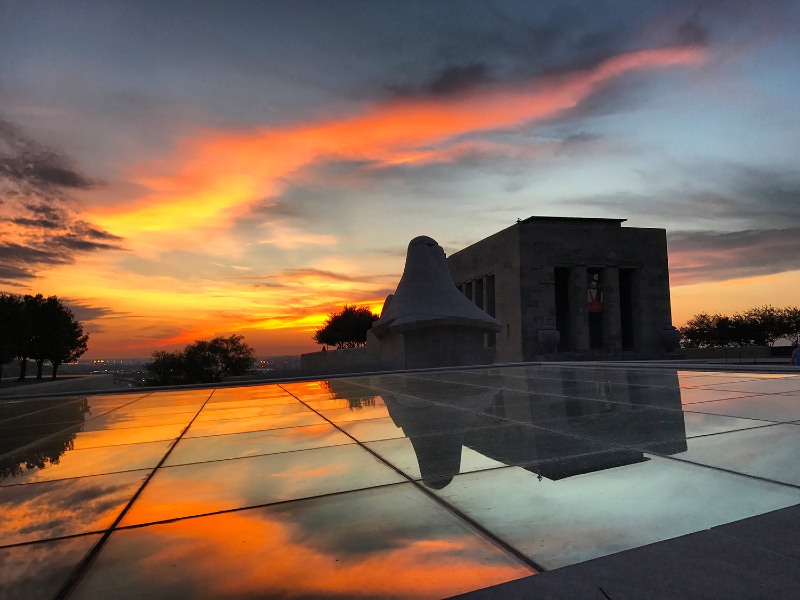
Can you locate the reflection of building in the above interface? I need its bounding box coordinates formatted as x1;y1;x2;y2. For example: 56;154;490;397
447;217;674;360
379;368;687;488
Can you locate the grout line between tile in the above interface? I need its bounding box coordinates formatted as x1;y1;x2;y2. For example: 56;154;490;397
278;384;545;574
110;480;412;531
0;530;106;551
53;389;217;600
0;393;158;464
0;466;153;489
161;439;357;468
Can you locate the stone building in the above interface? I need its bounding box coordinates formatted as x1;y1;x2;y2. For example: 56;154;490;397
446;216;676;361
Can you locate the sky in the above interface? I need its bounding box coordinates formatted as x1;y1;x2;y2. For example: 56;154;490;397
1;0;799;358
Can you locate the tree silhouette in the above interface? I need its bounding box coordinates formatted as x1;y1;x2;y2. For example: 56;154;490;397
0;293;88;382
742;305;784;347
147;351;185;386
680;305;800;348
25;295;89;380
313;305;379;349
784;307;800;345
0;294;23;384
146;335;255;385
46;299;89;379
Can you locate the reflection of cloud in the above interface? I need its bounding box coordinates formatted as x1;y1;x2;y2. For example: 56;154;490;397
94;489;529;598
0;472;144;545
271;465;343;479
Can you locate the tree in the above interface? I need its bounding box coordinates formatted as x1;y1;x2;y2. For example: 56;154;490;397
146;335;255;385
0;293;88;383
146;351;186;386
741;305;784;347
26;294;50;380
209;335;257;378
726;313;764;347
23;295;89;380
681;305;800;349
0;294;24;384
313;305;380;349
46;302;89;379
783;307;800;345
680;313;720;348
9;295;33;382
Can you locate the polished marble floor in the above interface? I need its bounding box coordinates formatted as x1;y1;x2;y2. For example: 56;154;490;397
3;364;800;599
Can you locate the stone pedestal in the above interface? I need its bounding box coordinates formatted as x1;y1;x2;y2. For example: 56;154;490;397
537;328;560;354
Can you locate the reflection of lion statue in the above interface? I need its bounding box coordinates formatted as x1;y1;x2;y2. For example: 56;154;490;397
383;387;499;489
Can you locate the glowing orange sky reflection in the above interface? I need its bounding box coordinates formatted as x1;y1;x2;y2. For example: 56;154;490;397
93;489;533;598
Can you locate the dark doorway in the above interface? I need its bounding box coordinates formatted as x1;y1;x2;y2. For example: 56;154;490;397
554;268;571;350
620;268;635;350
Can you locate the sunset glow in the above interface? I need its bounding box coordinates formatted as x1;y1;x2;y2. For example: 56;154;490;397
2;3;799;357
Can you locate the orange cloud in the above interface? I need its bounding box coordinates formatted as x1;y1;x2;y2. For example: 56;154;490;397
40;45;707;357
89;46;706;239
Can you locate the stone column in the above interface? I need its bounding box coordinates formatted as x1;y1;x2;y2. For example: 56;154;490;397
602;266;623;355
568;266;590;352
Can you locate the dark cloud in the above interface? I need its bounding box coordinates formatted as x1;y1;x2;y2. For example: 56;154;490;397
388;62;494;98
50;233;122;252
281;268;361;282
676;14;710;46
0;263;35;281
10;217;61;229
562;132;602;144
63;299;127;322
0;120;94;193
725;166;800;225
0;242;73;267
240;196;311;223
668;227;800;285
379;1;710;105
426;62;493;95
555;162;800;231
0;119;124;281
252;267;395;290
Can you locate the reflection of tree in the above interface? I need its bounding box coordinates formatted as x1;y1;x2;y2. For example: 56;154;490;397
0;398;89;481
320;380;377;410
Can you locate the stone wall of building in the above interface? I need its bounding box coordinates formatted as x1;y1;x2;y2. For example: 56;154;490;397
300;347;374;375
447;217;675;361
447;226;523;363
